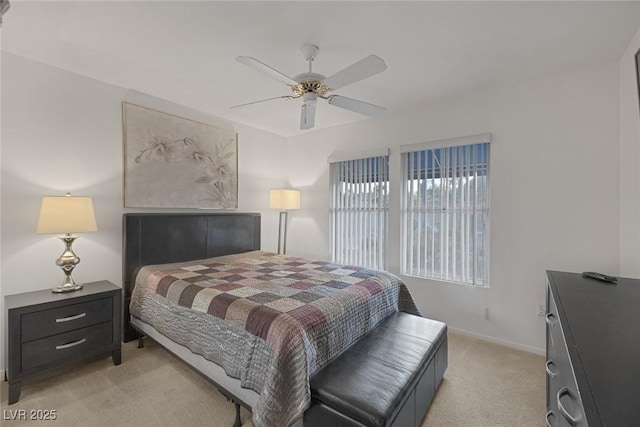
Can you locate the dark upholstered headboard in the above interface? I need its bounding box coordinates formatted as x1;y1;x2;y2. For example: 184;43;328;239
122;213;261;342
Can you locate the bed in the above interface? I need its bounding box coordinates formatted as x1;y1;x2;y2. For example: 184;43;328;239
122;213;420;427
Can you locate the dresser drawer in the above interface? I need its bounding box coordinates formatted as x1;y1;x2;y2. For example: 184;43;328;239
21;297;113;342
21;321;114;371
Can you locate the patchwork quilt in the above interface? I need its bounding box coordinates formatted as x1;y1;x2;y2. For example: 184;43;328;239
130;250;420;427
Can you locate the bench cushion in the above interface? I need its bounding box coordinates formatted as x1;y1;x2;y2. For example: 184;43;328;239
308;312;447;427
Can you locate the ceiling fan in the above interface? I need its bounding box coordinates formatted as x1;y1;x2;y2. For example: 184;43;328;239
232;44;387;130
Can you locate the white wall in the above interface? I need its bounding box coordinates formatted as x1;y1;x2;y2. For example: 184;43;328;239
0;49;632;363
619;27;640;278
0;53;288;368
285;62;621;353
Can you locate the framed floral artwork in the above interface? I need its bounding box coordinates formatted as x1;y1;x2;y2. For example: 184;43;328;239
123;102;238;208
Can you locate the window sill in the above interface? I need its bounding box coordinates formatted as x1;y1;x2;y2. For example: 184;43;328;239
399;273;489;288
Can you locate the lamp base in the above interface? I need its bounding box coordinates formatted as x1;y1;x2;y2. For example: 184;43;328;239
52;283;83;293
277;211;289;255
52;235;83;293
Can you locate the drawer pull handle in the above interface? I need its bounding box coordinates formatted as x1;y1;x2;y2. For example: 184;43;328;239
545;360;558;378
545;313;556;327
546;410;555;427
56;313;86;323
557;387;582;425
55;338;86;350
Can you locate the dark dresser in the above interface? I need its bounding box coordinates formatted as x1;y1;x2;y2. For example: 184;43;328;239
546;271;640;426
5;280;121;404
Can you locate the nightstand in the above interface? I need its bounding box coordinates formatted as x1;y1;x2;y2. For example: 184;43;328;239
5;280;121;404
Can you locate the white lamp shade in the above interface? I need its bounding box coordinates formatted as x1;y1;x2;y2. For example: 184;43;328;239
270;189;300;210
36;195;98;234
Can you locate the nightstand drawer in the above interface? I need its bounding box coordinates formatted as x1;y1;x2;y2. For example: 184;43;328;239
22;321;113;370
21;297;113;342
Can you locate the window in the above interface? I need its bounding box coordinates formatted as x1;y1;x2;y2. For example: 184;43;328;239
329;150;389;270
401;135;490;286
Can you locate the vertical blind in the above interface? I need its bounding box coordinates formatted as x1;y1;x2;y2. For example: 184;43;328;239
401;136;490;286
329;154;389;270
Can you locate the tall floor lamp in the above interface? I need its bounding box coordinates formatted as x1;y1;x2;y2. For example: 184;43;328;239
270;189;300;255
36;193;98;293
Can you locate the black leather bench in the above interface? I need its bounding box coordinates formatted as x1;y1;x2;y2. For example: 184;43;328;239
304;312;447;427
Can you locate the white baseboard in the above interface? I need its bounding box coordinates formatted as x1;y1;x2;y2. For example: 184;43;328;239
448;326;545;356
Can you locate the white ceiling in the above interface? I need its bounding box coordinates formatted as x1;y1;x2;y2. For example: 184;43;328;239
2;1;639;137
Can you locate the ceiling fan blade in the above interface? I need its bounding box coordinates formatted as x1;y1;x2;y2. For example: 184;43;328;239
236;56;299;86
323;55;386;90
231;95;295;109
327;95;385;117
300;102;316;130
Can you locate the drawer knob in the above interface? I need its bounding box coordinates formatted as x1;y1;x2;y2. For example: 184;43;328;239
56;313;86;323
55;338;86;350
545;360;558;378
557;387;582;425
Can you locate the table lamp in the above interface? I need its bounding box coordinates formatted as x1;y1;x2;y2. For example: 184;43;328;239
270;189;300;254
36;193;97;293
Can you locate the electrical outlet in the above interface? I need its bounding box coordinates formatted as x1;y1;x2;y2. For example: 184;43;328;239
537;304;546;316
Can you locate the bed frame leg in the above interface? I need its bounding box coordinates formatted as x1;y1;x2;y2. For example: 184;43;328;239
219;391;243;427
233;401;242;427
137;333;144;349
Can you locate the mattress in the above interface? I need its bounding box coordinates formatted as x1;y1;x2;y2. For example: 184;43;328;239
130;250;420;427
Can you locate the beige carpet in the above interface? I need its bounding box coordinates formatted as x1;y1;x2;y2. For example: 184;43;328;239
1;332;545;426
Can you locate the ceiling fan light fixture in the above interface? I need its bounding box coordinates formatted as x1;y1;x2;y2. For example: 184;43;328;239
303;92;317;105
301;102;316;130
